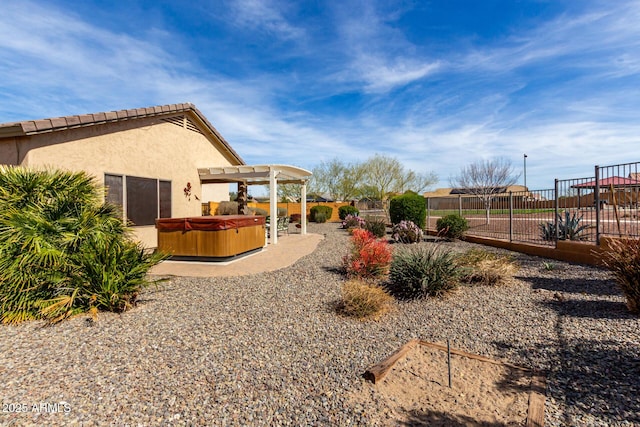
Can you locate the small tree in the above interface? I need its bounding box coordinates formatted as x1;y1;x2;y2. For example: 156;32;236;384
449;158;520;224
310;158;364;202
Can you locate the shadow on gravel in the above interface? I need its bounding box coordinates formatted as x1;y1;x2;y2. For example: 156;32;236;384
495;337;640;425
550;339;640;425
397;409;512;426
542;299;632;320
519;276;620;296
322;265;345;276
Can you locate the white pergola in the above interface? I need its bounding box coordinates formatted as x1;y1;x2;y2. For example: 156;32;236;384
198;164;312;245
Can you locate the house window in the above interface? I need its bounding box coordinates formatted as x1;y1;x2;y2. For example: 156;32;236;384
105;174;123;209
105;174;172;226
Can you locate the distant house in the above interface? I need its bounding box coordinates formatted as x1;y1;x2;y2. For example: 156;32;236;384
0;103;244;247
306;192;334;202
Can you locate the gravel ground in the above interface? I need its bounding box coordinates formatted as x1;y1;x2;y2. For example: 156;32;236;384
1;222;639;426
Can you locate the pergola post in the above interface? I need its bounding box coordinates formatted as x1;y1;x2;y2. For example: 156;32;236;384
269;168;278;245
301;180;307;235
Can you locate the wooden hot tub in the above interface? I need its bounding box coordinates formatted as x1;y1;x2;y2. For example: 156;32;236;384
155;215;266;259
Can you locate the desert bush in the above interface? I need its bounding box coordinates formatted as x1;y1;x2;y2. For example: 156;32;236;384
0;167;166;324
391;220;423;243
216;201;238;215
456;249;518;286
364;216;387;238
342;214;365;229
540;211;592;241
310;205;333;222
339;205;360;220
436;214;469;239
314;212;327;223
601;238;640;314
343;229;392;281
277;207;288;217
339;279;393;320
388;245;459;299
290;213;302;222
389;192;426;229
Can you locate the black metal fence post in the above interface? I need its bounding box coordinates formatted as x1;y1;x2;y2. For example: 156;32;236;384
509;191;513;242
554;179;559;244
595;165;600;245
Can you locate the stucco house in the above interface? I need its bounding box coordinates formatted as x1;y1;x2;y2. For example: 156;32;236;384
0;103;244;248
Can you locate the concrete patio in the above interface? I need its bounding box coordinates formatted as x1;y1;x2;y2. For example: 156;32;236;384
149;232;324;277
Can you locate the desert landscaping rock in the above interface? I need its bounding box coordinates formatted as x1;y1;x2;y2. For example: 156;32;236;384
1;222;639;426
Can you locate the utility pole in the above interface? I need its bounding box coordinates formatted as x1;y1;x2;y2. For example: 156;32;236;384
524;154;528;190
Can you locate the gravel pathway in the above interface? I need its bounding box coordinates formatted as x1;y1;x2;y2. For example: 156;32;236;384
1;222;639;426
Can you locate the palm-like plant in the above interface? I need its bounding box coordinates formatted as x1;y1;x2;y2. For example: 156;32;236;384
0;166;166;323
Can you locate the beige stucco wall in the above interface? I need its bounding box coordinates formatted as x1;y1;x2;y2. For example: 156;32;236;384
1;113;240;248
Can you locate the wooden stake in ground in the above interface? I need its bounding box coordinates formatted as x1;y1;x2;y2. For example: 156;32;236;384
447;339;452;388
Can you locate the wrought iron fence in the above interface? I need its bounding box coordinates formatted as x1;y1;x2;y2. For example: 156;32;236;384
596;162;640;240
425;161;640;246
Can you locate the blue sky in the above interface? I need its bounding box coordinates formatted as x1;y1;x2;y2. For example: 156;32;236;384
1;0;639;191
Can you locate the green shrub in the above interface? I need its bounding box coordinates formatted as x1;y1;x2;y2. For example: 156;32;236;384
277;207;288;217
601;238;640;314
436;214;469;239
310;205;333;222
339;205;360;220
388;245;459;299
216;201;238;215
314;212;327;223
540;211;593;241
0;167;167;324
364;216;387;238
339;279;393;320
389;192;426;228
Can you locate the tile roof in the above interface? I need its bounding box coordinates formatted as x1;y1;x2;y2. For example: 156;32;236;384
0;103;244;164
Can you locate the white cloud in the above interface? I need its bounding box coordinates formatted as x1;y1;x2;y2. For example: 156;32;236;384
226;0;306;40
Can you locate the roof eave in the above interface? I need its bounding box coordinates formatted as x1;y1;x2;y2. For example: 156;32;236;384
0;124;25;138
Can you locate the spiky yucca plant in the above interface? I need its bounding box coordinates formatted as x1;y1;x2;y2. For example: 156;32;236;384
388;245;459;299
0;166;166;324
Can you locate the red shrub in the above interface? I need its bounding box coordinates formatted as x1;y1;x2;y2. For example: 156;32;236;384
343;229;391;280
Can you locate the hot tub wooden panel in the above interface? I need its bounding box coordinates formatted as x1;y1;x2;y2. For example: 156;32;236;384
156;215;266;258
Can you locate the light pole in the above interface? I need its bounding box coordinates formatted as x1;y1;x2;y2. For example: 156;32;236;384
523;154;528;190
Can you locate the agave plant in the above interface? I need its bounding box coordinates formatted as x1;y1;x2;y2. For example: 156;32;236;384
539;211;593;241
0;166;166;324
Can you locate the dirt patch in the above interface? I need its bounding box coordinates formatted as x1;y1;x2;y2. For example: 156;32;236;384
359;343;537;426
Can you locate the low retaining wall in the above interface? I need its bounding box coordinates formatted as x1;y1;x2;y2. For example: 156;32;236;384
428;231;627;267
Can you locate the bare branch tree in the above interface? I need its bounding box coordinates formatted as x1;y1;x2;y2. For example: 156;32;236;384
450;157;520;224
